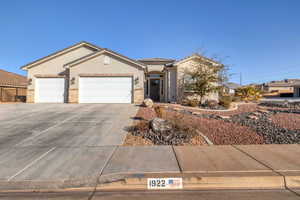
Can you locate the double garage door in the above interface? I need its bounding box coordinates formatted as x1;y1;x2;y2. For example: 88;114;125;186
35;77;132;103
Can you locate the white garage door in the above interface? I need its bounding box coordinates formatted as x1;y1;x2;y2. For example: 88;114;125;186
79;77;132;103
35;78;65;103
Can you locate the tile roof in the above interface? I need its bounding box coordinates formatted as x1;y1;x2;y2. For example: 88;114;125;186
0;69;27;87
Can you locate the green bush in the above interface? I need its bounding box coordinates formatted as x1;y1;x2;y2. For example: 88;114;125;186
219;96;232;109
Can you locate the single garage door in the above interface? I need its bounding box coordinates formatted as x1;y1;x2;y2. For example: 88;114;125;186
79;77;132;103
35;78;65;103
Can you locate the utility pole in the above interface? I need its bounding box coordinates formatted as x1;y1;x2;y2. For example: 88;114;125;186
240;72;242;86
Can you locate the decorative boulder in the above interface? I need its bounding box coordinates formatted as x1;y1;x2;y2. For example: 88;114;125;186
143;98;154;108
217;115;231;120
205;100;219;109
150;118;173;134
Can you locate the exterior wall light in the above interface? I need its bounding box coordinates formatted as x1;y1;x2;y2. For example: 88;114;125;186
28;78;32;86
70;77;75;85
134;77;139;85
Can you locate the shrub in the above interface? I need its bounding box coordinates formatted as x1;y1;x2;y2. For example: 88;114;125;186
219;96;232;109
154;106;164;118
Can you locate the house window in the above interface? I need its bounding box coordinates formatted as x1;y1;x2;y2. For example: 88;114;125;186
148;74;163;78
183;74;195;92
161;79;164;95
146;79;149;96
104;56;110;65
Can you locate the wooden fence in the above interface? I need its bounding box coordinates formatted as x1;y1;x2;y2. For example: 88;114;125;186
0;87;27;102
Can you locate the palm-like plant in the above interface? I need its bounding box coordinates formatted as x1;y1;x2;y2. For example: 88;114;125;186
235;86;262;101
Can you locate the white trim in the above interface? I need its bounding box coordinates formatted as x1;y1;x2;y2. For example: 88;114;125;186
21;42;100;70
147;76;164;102
174;54;220;66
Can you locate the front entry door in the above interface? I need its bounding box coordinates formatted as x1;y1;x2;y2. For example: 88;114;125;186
150;79;160;101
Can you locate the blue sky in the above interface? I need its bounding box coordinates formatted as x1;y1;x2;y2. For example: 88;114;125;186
0;0;299;84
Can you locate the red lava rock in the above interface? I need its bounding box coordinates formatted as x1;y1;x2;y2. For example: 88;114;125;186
159;103;258;116
271;113;300;131
162;109;264;145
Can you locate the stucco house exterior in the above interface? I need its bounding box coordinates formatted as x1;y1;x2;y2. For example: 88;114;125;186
263;79;300;93
21;41;221;104
223;82;241;95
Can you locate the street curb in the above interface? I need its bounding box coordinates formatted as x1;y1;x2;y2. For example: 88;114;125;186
0;171;298;193
97;172;285;191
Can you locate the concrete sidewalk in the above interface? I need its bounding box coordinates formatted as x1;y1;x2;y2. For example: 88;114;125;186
0;144;299;192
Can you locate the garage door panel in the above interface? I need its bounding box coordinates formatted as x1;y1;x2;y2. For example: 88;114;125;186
79;77;132;103
36;78;65;103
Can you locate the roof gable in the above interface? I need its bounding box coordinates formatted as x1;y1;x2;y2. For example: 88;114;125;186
174;53;221;66
65;48;146;69
21;41;101;70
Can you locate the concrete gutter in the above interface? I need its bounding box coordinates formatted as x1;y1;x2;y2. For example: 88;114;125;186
0;144;299;193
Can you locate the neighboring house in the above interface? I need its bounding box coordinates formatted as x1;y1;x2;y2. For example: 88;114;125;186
223;82;241;95
293;84;300;97
263;79;300;94
21;41;221;104
0;69;27;102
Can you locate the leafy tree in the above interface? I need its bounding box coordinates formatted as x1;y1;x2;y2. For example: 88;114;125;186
183;60;227;104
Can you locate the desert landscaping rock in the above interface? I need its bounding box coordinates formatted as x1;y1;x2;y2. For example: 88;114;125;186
217;115;231;120
161;104;300;145
229;111;300;144
129;117;196;145
271;113;300;131
142;98;154;108
259;101;300;109
150;118;173;133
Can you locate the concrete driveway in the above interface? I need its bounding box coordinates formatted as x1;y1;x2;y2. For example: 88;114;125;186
0;103;138;189
0;103;137;147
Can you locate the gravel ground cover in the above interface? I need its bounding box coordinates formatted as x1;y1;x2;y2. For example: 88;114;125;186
125;103;300;145
163;105;300;144
229;111;300;144
161;109;264;145
271;113;300;131
123;106;156;146
259;101;300;109
123;106;207;146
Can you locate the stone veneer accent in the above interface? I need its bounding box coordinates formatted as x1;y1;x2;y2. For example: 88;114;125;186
26;89;34;103
68;89;78;103
134;88;144;104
